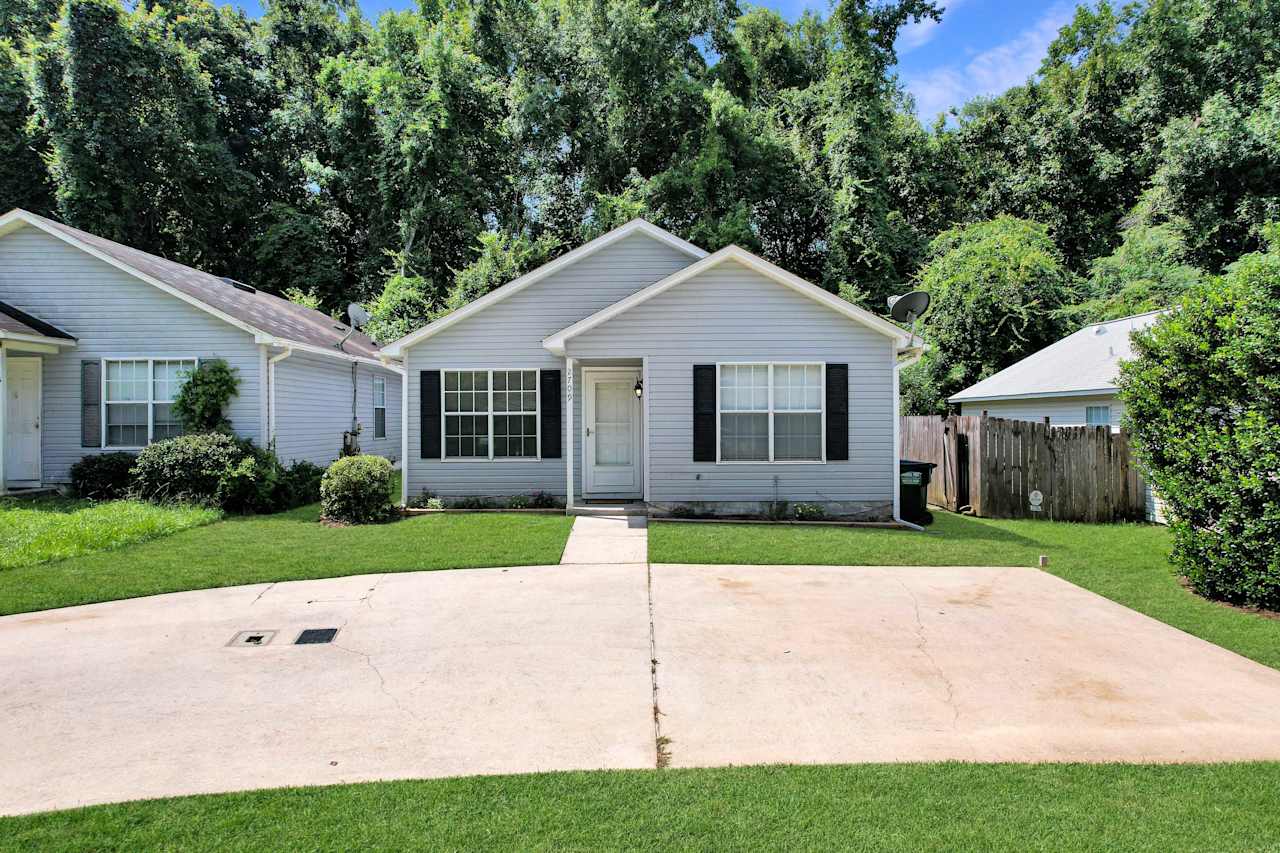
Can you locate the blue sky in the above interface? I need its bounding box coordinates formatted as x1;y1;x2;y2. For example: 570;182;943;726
235;0;1074;120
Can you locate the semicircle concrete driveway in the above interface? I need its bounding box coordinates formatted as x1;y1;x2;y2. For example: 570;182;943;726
5;562;1280;815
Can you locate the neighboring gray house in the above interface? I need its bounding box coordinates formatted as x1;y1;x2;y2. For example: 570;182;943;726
0;209;402;494
948;310;1167;522
382;219;924;520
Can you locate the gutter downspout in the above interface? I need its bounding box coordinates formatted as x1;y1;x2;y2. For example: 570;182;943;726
268;347;294;447
893;340;925;532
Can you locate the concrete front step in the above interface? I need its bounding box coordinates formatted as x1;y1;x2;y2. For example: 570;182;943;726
568;503;649;517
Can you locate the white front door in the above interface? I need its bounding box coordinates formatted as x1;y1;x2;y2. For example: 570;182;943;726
584;370;642;496
5;357;41;484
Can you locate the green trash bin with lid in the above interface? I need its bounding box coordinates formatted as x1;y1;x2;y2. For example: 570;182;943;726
899;459;937;525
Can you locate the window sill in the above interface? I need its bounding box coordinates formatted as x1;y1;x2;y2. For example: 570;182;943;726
714;460;827;465
438;456;544;463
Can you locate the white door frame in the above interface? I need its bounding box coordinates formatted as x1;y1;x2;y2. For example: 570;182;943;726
4;355;42;487
581;367;643;498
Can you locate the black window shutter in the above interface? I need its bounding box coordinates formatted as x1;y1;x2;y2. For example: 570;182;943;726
825;363;849;461
420;370;441;458
540;369;561;458
81;360;101;448
692;364;716;462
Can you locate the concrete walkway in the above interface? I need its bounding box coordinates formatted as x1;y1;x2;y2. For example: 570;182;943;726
560;515;648;564
5;562;1280;816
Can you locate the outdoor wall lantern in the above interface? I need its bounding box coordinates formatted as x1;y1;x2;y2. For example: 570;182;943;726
634;378;644;398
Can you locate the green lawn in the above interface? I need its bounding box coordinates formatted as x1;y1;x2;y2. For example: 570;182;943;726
0;496;220;571
650;513;1280;670
0;501;574;616
5;762;1279;851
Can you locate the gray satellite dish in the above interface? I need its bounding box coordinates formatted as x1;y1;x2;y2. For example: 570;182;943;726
347;303;371;329
887;290;931;325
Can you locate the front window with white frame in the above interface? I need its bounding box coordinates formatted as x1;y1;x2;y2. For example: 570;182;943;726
373;376;387;438
1085;405;1112;427
104;358;197;447
443;369;539;459
718;363;823;462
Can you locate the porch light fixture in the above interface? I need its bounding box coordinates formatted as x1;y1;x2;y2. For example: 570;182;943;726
634;378;644;398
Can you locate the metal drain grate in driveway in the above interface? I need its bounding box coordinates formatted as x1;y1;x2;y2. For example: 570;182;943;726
228;630;277;647
295;628;339;645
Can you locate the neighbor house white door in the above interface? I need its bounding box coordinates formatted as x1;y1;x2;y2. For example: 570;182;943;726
5;357;41;484
583;370;641;497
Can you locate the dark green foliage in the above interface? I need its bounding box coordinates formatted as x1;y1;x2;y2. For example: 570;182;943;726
1118;237;1280;608
68;452;136;501
528;491;558;509
132;432;312;514
451;496;494;510
1066;224;1205;324
906;217;1076;413
320;455;395;524
793;502;825;521
171;359;239;434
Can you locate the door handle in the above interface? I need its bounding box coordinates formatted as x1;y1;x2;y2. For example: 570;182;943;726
586;427;592;436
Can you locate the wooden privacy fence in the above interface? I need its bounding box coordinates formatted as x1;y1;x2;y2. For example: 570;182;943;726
900;415;1148;522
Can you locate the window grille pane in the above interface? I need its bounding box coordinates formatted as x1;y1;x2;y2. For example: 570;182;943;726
153;360;194;403
720;364;768;411
444;414;489;457
720;412;769;461
774;412;822;460
373;377;385;407
1086;406;1111;426
106;403;148;446
105;360;148;402
493;412;537;457
774;364;822;411
152;403;184;441
374;408;386;439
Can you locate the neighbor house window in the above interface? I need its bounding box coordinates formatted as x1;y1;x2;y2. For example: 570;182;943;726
718;363;823;462
1085;405;1112;427
373;376;387;439
104;358;196;447
443;369;539;459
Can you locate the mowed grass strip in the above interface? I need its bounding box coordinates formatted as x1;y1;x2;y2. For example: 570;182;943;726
0;503;574;616
649;513;1280;670
4;763;1280;852
0;497;220;570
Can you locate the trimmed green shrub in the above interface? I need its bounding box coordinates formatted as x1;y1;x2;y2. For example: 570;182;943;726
528;491;558;509
69;452;136;500
507;494;531;509
132;433;309;513
452;496;494;510
172;359;240;433
320;455;395;524
1118;237;1280;608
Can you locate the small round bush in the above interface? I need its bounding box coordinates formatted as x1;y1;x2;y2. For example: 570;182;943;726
507;494;531;509
321;455;395;524
69;452;136;500
793;502;826;521
1118;238;1280;608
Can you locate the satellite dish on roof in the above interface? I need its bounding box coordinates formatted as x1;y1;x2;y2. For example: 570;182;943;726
887;290;931;325
347;303;370;329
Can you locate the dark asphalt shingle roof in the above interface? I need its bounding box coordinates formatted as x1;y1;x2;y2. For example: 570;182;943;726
19;212;384;360
0;299;76;341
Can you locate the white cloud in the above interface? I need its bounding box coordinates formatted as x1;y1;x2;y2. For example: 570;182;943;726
896;1;962;53
903;4;1074;120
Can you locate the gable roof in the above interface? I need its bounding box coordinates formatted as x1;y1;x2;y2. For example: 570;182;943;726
0;209;391;365
948;310;1167;403
379;219;708;357
542;245;918;355
0;299;76;345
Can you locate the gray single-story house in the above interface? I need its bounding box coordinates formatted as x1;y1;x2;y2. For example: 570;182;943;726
382;219;924;520
0;209;403;494
948;310;1167;522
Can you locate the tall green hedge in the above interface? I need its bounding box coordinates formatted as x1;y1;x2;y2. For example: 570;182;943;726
1118;239;1280;608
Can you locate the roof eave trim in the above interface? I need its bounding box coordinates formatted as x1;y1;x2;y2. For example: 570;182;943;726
947;387;1120;404
380;219;708;357
542;246;911;354
255;334;403;372
0;330;79;348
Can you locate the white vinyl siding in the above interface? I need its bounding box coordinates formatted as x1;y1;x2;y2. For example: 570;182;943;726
273;352;401;467
0;228;262;482
958;394;1125;430
567;259;894;506
403;231;695;498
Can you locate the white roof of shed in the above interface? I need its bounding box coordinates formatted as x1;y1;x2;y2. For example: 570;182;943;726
948;310;1167;403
